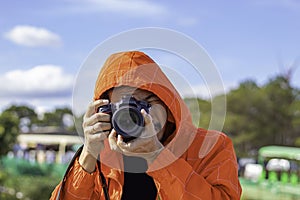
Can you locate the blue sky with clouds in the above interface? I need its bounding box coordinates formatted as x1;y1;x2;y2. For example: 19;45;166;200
1;0;300;113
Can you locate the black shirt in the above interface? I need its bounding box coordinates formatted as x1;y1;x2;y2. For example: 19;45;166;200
121;156;157;200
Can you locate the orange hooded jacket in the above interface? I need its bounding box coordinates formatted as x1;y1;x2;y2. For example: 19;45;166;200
50;51;242;200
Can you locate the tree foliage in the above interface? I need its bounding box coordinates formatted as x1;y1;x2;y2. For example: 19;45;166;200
185;75;300;157
36;107;74;130
222;76;300;156
0;112;19;155
0;106;75;156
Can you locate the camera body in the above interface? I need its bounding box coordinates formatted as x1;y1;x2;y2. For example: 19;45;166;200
98;95;151;142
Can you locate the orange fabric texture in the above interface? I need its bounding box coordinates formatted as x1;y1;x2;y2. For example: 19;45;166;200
50;51;242;200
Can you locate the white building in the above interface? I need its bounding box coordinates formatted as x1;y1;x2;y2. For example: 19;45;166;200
16;126;83;164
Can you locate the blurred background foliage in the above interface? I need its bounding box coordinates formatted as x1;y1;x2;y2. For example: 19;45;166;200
0;106;75;200
186;73;300;157
0;73;299;199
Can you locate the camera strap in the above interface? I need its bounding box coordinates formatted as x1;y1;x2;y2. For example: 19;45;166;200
55;145;110;200
97;155;110;200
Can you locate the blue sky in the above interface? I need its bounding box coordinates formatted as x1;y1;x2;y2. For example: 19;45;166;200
1;0;300;114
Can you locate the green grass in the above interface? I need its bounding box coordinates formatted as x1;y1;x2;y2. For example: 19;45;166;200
240;178;300;200
0;157;65;200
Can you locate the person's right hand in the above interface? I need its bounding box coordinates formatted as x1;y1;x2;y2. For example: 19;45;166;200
82;99;111;157
79;99;111;172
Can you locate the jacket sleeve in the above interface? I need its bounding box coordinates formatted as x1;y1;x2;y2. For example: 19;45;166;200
147;132;242;200
50;157;100;200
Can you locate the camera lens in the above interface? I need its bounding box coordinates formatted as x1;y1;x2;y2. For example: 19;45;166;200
117;109;139;131
112;107;144;138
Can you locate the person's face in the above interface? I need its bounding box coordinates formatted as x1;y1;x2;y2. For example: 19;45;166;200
108;86;168;140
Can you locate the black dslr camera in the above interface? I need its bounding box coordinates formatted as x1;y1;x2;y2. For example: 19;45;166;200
97;95;151;142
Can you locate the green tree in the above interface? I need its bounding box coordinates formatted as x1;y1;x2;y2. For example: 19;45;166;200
223;80;266;155
223;75;300;157
3;105;38;132
37;107;75;131
290;83;300;146
262;76;296;145
0;112;19;155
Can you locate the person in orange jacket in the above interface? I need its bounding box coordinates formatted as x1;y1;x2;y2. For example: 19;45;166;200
50;51;242;200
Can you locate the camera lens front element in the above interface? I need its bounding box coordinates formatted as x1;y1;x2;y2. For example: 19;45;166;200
112;106;144;139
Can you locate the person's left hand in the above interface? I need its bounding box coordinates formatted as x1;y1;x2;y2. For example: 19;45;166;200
108;109;164;165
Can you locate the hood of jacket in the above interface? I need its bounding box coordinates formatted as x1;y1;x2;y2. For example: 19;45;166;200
94;51;197;167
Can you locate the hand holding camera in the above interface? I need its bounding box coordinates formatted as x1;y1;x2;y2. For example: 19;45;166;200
79;99;112;172
80;94;164;169
108;108;164;165
97;95;164;164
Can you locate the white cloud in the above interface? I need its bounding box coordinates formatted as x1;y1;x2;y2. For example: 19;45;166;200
4;25;62;47
0;65;74;98
67;0;168;17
